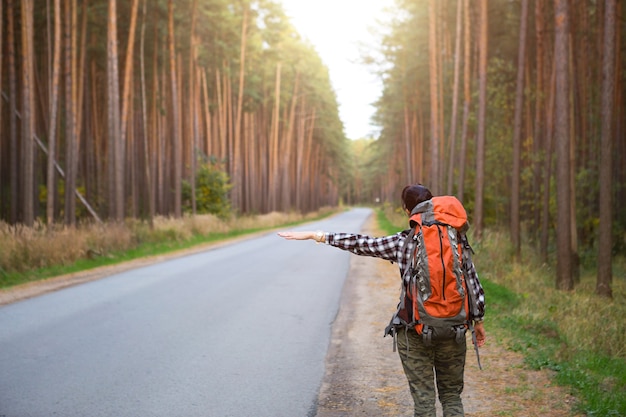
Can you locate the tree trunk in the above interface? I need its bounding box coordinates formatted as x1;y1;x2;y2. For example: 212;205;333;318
554;0;573;291
7;0;18;223
269;62;281;211
139;0;153;225
75;0;87;189
168;0;182;217
428;0;440;193
120;0;140;214
20;0;35;226
90;60;101;211
533;0;546;234
216;67;226;162
511;0;529;260
540;62;556;262
224;68;233;179
127;74;137;216
294;98;307;210
458;0;471;202
597;0;616;298
281;71;300;210
201;69;212;157
437;1;445;186
568;16;580;283
446;0;462;195
151;25;162;213
46;0;62;225
474;0;488;238
232;5;248;211
63;0;76;224
188;0;198;215
107;0;122;220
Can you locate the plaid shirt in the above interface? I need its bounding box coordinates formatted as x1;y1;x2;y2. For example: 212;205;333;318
326;230;485;322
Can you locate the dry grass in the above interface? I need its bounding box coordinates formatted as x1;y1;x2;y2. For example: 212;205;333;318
0;221;133;273
0;207;335;278
475;227;626;360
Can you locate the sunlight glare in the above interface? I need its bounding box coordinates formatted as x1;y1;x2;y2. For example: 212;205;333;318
280;0;394;140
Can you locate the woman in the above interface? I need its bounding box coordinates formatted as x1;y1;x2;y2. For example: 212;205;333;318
278;184;486;417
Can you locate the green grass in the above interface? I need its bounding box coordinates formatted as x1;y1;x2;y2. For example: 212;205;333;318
486;279;626;416
376;205;407;234
376;207;626;417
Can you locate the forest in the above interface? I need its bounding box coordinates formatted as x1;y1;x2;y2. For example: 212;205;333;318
1;0;348;225
361;0;624;296
0;0;624;295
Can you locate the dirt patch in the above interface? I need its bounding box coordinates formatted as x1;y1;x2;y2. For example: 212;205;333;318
314;216;584;417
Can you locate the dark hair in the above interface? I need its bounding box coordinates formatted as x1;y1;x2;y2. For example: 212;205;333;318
401;184;433;211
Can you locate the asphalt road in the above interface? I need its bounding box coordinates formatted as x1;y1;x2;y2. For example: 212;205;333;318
0;208;373;417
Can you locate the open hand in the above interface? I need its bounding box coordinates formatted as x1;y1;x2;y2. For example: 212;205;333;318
277;231;315;240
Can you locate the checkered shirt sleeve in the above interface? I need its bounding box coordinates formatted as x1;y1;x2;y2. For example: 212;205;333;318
326;230;485;322
326;231;410;273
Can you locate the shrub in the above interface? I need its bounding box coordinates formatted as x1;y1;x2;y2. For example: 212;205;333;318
182;156;232;219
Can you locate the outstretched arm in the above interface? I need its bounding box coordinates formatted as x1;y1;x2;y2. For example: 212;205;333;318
279;231;404;263
277;231;325;243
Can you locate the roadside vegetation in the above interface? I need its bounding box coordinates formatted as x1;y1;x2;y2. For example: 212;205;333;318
377;205;626;417
0;208;337;289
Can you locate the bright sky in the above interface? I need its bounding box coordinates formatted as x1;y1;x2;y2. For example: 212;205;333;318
280;0;394;140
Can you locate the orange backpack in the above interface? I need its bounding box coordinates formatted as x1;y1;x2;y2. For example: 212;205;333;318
386;196;472;347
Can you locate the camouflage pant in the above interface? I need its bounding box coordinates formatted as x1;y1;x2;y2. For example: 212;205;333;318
396;326;466;417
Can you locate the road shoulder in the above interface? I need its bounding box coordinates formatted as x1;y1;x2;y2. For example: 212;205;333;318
0;233;257;306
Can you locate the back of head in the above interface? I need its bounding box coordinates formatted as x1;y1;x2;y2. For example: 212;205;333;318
401;184;433;212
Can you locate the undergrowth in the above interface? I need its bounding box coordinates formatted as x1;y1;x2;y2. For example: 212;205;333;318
377;206;626;417
0;208;336;289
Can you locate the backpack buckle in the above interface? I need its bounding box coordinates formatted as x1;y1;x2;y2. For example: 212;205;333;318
421;324;433;346
454;325;467;344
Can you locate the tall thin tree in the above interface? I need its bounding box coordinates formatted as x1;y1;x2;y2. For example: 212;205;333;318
139;0;154;225
20;0;35;226
168;0;182;217
474;0;488;238
107;0;122;219
7;0;18;223
533;0;546;234
540;65;556;263
428;0;440;193
511;0;529;260
269;62;281;211
63;0;77;225
446;0;462;195
554;0;573;290
597;0;616;298
46;0;62;225
457;0;471;202
232;4;248;211
188;0;198;215
120;0;140;194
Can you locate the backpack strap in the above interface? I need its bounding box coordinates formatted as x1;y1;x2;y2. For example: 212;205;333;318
384;226;419;353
